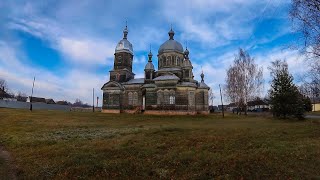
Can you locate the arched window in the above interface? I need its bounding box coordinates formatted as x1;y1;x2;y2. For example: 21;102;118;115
146;72;150;79
133;92;138;105
164;90;169;104
185;70;190;78
128;92;133;105
157;90;163;105
169;96;175;104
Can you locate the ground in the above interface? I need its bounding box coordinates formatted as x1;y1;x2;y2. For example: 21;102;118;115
0;108;319;179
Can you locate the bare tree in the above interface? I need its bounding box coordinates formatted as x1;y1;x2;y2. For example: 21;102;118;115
16;92;28;102
290;0;320;58
208;88;215;106
0;79;8;92
225;48;263;115
290;0;320;97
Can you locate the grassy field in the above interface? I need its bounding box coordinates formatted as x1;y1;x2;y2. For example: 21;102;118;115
0;108;319;179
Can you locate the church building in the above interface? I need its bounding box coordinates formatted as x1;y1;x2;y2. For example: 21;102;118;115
101;25;210;114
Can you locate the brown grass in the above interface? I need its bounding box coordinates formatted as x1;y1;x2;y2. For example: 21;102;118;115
0;108;319;179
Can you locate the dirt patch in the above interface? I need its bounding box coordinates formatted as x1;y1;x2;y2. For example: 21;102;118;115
0;146;17;180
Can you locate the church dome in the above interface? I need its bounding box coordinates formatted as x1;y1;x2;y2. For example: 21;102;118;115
145;62;154;70
115;26;133;55
115;39;133;54
183;59;192;68
158;28;184;54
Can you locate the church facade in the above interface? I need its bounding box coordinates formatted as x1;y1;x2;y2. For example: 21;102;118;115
101;25;210;114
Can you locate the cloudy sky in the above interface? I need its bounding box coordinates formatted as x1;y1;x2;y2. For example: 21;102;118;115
0;0;307;105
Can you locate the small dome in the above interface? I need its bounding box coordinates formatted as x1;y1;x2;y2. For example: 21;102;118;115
184;48;189;56
115;39;133;55
145;62;154;70
183;59;192;67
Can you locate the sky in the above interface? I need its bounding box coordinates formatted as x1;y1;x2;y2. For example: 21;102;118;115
0;0;308;105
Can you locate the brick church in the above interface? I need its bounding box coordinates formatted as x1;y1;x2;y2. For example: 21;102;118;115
101;25;210;114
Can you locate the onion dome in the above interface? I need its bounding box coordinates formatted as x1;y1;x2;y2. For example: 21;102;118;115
201;71;205;82
184;48;189;58
199;70;210;89
115;25;133;55
158;27;184;54
145;49;154;70
183;48;192;68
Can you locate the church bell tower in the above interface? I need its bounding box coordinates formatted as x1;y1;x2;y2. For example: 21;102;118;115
109;24;135;83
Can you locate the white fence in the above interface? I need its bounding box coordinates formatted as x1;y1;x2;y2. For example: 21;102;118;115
0;100;71;111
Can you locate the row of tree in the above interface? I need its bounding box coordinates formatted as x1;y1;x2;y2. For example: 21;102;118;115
224;0;319;119
225;49;313;119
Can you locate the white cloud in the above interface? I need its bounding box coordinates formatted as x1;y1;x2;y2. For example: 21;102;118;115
58;37;114;65
9;18;115;65
0;41;105;104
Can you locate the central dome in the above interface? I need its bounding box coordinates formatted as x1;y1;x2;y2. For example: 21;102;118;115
158;28;184;54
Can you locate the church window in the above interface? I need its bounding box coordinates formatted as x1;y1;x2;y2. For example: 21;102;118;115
128;92;133;105
204;92;208;105
146;72;150;79
157;90;163;105
164;90;169;104
185;70;189;78
109;94;114;105
117;56;122;64
133;92;138;105
169;96;175;104
188;91;195;106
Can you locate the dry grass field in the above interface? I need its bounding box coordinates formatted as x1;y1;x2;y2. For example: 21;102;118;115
0;108;319;179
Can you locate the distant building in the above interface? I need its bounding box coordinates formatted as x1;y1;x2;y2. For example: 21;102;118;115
56;101;69;105
29;97;46;103
45;99;56;104
226;99;270;112
247;99;269;112
101;25;210;114
312;97;320;112
217;105;227;111
16;96;28;102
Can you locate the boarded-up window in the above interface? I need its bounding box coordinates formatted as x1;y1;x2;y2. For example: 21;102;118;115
146;72;150;79
185;70;190;78
133;92;138;105
157;90;163;105
189;91;195;106
164;90;169;104
128;92;133;105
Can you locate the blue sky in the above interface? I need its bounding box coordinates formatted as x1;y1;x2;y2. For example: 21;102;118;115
0;0;308;105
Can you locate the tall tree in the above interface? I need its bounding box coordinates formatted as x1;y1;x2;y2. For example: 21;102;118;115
225;48;263;115
268;60;305;119
290;0;320;95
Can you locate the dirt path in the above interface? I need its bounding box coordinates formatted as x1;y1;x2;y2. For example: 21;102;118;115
0;146;17;180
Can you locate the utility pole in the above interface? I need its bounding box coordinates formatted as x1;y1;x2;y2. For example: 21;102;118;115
30;77;35;111
93;88;95;112
219;84;224;118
